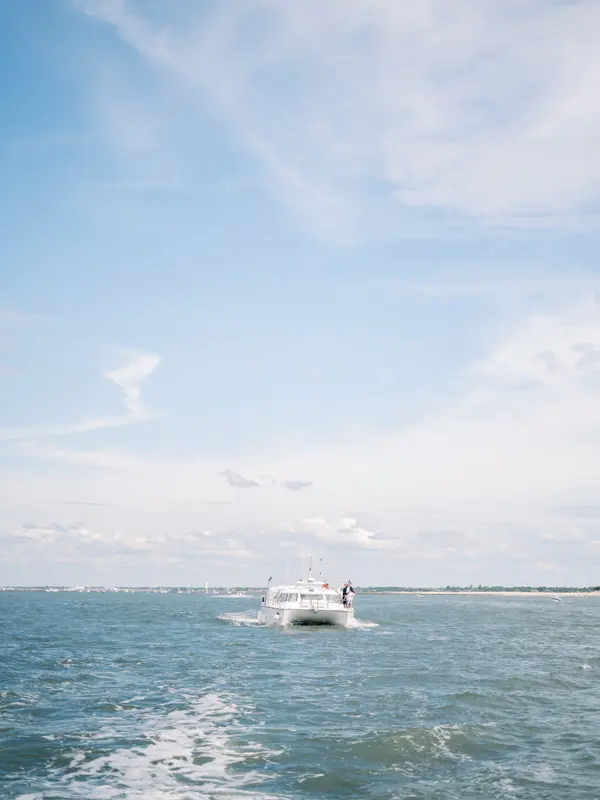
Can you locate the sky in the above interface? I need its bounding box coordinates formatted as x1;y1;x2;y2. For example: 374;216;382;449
2;0;600;587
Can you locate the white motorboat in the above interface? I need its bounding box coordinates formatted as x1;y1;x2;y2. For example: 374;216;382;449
258;562;355;627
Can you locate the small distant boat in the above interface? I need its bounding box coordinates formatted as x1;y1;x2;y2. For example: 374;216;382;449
258;560;355;627
552;595;563;602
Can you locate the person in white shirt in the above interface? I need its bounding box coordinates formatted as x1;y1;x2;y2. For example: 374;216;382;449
342;581;355;608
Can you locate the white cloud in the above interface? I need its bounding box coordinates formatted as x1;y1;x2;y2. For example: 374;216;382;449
469;301;600;390
540;529;586;544
0;350;160;442
290;516;397;551
77;0;600;234
104;350;160;420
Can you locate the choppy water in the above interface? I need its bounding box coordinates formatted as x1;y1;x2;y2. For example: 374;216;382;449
2;592;600;799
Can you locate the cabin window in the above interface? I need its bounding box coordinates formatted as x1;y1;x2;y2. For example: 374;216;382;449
279;593;298;602
301;593;324;602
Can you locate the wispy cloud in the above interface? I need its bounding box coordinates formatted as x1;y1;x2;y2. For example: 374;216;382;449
281;480;313;492
291;516;397;551
77;0;600;235
220;469;260;489
0;350;160;442
219;470;313;491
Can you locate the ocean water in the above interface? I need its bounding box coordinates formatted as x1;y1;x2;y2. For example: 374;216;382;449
2;592;600;799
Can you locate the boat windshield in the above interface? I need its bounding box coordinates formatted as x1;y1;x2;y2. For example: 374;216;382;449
301;593;324;601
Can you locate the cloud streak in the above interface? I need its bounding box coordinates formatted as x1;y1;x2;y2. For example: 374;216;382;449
220;471;313;491
0;351;160;442
78;0;600;235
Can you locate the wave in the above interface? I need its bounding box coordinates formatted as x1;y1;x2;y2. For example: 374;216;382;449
15;693;281;800
348;722;497;777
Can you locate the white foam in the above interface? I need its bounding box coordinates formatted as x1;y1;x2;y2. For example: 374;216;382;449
217;612;264;626
347;618;379;629
24;692;280;800
527;762;557;783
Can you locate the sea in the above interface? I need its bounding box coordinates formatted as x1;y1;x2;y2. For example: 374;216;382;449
1;590;600;799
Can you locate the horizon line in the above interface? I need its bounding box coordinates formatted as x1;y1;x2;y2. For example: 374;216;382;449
2;584;600;591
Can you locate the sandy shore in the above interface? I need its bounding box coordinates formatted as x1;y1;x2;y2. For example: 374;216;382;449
366;591;600;597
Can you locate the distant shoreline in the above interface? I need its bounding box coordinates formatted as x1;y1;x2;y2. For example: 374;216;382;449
363;590;600;597
2;586;600;597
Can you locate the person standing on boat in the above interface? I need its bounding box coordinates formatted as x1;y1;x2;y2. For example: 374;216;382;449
342;582;355;608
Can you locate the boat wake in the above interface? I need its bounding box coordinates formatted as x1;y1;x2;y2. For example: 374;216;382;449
217;611;264;626
347;617;379;630
216;611;378;630
16;692;280;800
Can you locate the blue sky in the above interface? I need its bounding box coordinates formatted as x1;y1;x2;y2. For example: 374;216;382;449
2;0;600;586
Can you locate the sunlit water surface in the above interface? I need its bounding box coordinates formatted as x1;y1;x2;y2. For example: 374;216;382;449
2;592;600;799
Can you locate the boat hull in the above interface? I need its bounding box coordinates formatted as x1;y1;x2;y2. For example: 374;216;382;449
258;605;354;627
